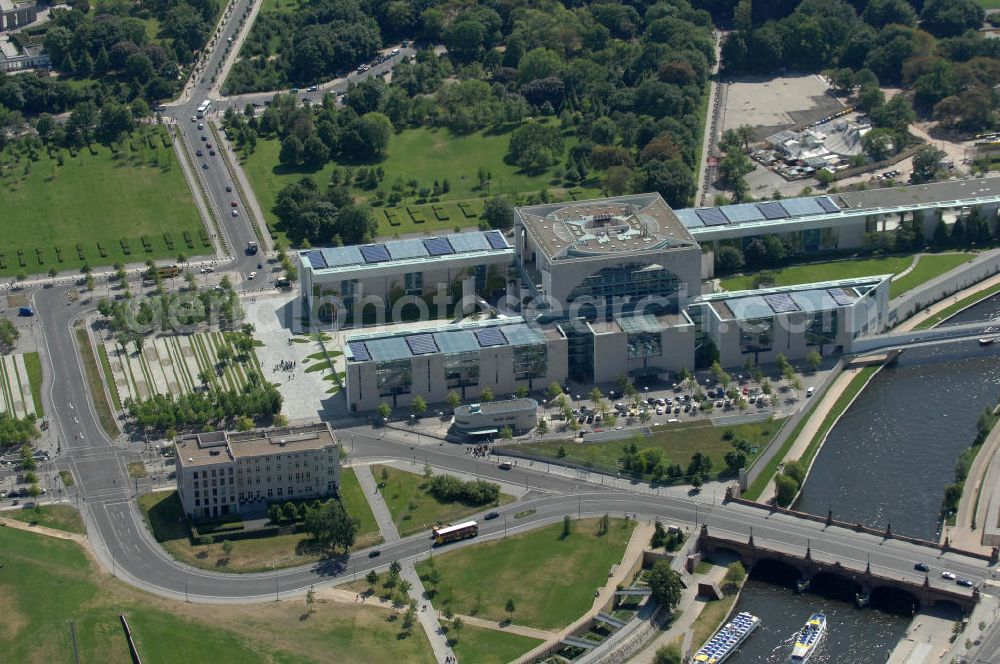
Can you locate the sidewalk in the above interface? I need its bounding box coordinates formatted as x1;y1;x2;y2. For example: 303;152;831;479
895;271;1000;332
451;614;556;641
947;418;1000;551
513;522;654;664
400;562;456;663
354;464;401;543
628;565;729;664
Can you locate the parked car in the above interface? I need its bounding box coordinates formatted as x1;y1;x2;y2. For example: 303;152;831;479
196;149;203;156
197;123;204;130
202;163;209;170
209;149;216;156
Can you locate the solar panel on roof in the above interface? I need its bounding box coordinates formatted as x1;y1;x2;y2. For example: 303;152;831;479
764;293;799;313
347;341;370;362
360;244;391;263
780;197;825;217
321;246;364;267
695;208;729;227
449;232;491;253
475;327;508;347
817;196;840;214
424;237;454;256
485;231;508;250
303;250;327;269
674;208;704;228
828;288;854;306
434;331;480;355
757;202;790;220
721;203;765;224
387;238;430;260
406;334;439;355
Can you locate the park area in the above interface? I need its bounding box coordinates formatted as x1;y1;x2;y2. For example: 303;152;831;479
0;351;43;418
372;464;514;537
241;124;599;240
512;419;782;484
101;332;262;407
720;252;974;298
446;622;543;664
0;125;208;277
0;526;434;664
137;467;381;573
3;504;84;533
415;517;635;631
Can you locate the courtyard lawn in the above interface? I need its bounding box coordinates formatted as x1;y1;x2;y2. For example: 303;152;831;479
138;485;382;573
0;526;435;664
720;256;914;292
0;126;208;277
416;518;634;630
888;253;974;298
4;505;85;534
241;125;599;239
510;419;782;484
446;622;543;664
372;464;514;538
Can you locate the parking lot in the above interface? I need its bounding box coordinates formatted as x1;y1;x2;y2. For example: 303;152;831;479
721;74;845;140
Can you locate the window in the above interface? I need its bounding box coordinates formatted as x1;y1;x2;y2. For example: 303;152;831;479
193;471;199;479
287;486;293;495
376;358;412;397
267;489;273;498
404;271;423;295
513;343;547;381
195;498;200;506
739;317;774;354
806;310;838;346
194;490;200;498
277;488;283;497
445;351;480;388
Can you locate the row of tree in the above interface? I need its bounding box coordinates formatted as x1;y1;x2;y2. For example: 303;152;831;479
0;412;39;445
424;474;501;506
124;384;283;431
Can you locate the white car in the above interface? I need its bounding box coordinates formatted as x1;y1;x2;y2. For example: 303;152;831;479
248;271;257;280
200;266;214;273
941;571;957;580
656;406;664;415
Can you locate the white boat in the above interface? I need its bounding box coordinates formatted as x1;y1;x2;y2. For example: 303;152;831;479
789;613;826;663
691;611;760;664
979;336;998;346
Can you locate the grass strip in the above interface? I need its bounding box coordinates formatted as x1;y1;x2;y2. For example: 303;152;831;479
58;470;74;487
689;594;738;654
73;323;120;437
25;351;46;416
914;280;1000;330
96;343;123;411
3;504;85;534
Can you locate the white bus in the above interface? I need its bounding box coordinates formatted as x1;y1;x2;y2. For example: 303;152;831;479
432;521;478;546
196;100;211;118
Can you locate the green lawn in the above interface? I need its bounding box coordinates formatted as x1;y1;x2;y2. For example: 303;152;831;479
259;0;303;13
446;622;543;664
241;125;599;240
373;464;514;537
511;419;782;484
690;594;738;654
74;323;120;438
0;127;207;276
21;351;43;417
137;482;382;573
889;253;974;298
916;280;1000;329
338;467;383;548
416;518;635;630
4;504;85;534
0;526;434;664
720;256;914;292
976;0;1000;9
719;253;973;299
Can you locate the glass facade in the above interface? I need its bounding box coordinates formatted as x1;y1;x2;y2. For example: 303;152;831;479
627;332;662;359
563;322;594;381
566;263;680;311
739;317;774;354
806;309;838;346
404;272;423;295
444;351;480;389
513;344;547;381
376;359;412;397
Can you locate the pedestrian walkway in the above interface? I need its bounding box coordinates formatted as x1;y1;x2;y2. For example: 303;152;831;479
400;563;456;664
513;522;654;664
895;271;1000;332
354;464;401;543
451;614;556;641
947;412;1000;552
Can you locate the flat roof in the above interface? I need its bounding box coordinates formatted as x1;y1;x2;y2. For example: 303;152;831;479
837;178;1000;210
516;193;697;261
345;317;549;363
455;398;538;416
695;275;889;321
675;195;842;231
176;424;337;467
587;311;691;334
298;230;512;275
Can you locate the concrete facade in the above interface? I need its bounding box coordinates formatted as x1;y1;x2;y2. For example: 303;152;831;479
586;312;696;383
174;424;340;520
344;318;567;412
453;398;539;434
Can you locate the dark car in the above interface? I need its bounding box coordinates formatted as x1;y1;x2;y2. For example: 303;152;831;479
957;579;974;587
209;149;216;156
498;462;512;470
368;550;381;558
914;562;929;572
484;511;500;520
225;185;233;192
196;149;203;156
202;163;209;170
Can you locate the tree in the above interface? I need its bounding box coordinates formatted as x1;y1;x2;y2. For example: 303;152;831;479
377;402;391;423
480;387;494;402
912;146;946;185
653;645;682;664
805;350;822;373
482;196;514;230
861;128;898;161
366;569;379;590
722;562;747;594
775;474;799;507
505;597;516;623
715;246;744;274
302;135;329;169
508;121;564;171
411;395;427;418
921;0;984;38
647;560;683;611
451;616;464;641
221;540;233;560
305;586;315;615
446;391;461;412
279;135;303;165
562;514;572;539
303;500;359;552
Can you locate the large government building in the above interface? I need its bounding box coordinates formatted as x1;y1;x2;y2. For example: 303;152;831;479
297;180;1000;412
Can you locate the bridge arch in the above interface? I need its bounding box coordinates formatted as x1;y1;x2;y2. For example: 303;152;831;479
809;571;863;602
870;586;920;614
749;558;802;588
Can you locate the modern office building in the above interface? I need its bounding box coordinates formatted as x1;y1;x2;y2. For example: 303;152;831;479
688;275;891;368
343;317;566;412
453;398;539;436
174;424;340;520
676;179;1000;276
513;193;703;314
298;230;514;323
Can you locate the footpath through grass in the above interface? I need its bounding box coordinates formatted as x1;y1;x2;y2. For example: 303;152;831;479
3;504;84;534
373;464;514;537
0;526;435;664
446;622;543;664
513;419;782;484
416;517;635;630
0;128;207;276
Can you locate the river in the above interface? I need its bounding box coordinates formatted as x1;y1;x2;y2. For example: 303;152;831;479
720;293;1000;663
